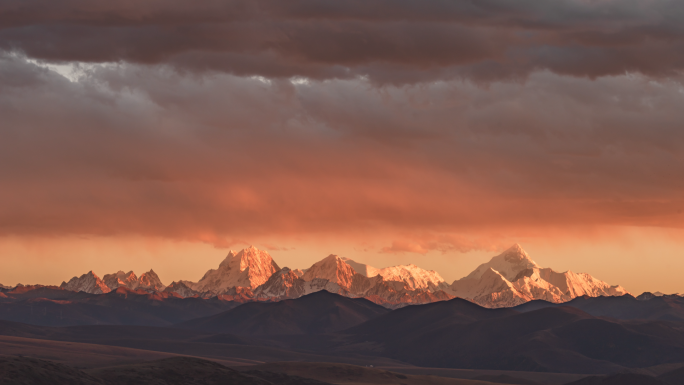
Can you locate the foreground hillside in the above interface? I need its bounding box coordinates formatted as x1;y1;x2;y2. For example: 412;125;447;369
2;291;684;378
0;356;332;385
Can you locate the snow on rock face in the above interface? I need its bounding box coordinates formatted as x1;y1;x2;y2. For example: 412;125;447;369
450;244;629;308
191;246;281;294
60;271;111;294
102;270;165;292
53;243;630;309
138;270;166;291
163;281;197;298
103;271;139;290
301;255;358;288
259;255;454;305
375;264;449;292
254;267;306;299
332;257;448;293
463;244;539;282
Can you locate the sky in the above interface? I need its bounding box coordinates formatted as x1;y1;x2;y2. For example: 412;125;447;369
1;0;684;294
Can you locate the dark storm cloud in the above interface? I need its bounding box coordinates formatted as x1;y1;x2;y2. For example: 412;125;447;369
0;0;683;81
2;1;684;253
2;53;684;249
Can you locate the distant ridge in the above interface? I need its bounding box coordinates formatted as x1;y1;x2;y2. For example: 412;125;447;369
43;244;629;309
514;293;684;322
178;290;389;335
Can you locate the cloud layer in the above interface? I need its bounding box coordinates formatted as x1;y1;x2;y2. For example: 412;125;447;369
1;0;684;253
1;51;684;251
1;0;683;82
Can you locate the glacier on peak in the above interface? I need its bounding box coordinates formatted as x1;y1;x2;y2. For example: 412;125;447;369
188;246;281;294
375;264;449;292
462;243;539;282
339;257;448;292
301;254;357;288
450;244;629;308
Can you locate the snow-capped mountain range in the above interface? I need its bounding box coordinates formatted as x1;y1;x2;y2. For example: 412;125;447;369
60;269;165;294
450;244;628;307
49;244;629;308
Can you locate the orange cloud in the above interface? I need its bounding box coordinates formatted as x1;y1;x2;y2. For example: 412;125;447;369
1;55;684;251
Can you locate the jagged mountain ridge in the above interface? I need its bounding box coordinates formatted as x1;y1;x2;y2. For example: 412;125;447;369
103;271;138;290
55;244;628;309
188;246;281;294
61;271;111;294
61;269;166;295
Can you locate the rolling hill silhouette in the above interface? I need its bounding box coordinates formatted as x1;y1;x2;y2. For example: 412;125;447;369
179;290;390;335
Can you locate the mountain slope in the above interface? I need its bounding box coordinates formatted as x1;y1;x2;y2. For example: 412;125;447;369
292;255;455;307
514;294;684;322
0;286;238;326
103;271;138;291
0;356;103;385
53;244;632;309
179;290;390;335
348;297;517;338
61;272;111;294
375;264;449;291
658;365;684;385
188;246;281;295
137;270;166;291
0;356;295;385
342;301;684;373
301;255;358;288
565;373;667;385
88;357;274;385
102;270;166;292
339;257;448;292
450;244;628;308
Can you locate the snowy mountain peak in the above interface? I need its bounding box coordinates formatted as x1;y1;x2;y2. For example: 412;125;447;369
60;271;111;294
254;267;307;299
55;243;630;309
103;270;139;290
463;244;539;282
190;246;281;293
501;243;537;264
138;269;165;291
218;250;238;268
299;255;450;294
163;281;198;298
301;254;358;288
450;245;629;308
376;264;448;292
